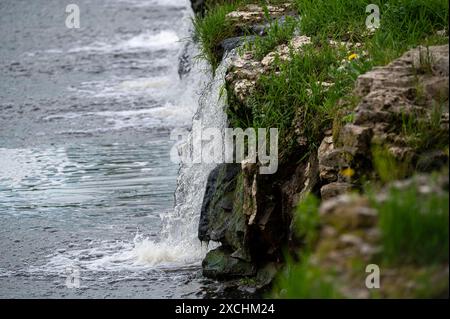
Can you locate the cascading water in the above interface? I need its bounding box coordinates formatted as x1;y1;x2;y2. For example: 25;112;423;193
135;47;237;266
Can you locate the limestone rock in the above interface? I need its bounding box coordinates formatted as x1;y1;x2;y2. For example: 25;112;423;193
320;182;354;201
261;35;311;67
226;3;294;28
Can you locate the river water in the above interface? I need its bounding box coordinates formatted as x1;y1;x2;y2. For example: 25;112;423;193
0;0;216;298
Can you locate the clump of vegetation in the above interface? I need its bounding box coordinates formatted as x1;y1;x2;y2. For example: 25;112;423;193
368;0;449;65
272;255;342;298
192;2;238;71
372;145;413;183
195;0;448;73
401;101;448;153
293;0;369;41
374;182;449;265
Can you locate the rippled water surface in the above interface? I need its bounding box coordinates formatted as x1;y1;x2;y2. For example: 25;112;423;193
0;0;213;298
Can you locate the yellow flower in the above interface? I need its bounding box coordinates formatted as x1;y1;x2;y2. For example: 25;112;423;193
341;167;355;178
348;53;359;61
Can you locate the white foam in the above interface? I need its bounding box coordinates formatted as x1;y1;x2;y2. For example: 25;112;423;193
123;31;180;50
68;30;180;54
31;232;206;274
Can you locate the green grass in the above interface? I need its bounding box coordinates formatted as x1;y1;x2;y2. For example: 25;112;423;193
192;2;238;71
372;145;413;183
374;181;449;265
292;193;320;252
367;0;449;65
294;0;449;64
401;100;448;153
293;0;369;41
195;0;448;71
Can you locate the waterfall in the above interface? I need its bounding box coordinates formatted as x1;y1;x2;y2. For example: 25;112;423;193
155;48;236;265
130;10;238;265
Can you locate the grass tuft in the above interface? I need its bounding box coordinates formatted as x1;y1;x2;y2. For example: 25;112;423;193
192;2;238;71
374;181;449;265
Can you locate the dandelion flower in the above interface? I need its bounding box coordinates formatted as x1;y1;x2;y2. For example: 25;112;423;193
348;53;359;61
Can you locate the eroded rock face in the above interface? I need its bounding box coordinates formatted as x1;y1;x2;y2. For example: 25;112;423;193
200;153;321;279
318;45;450;197
199;164;245;253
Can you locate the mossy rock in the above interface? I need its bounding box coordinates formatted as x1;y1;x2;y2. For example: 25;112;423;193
199;163;248;253
202;246;256;279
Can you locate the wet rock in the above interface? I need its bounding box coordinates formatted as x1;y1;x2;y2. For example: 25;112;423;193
190;0;206;16
198;165;221;242
241;160;258;224
250;15;295;36
178;40;194;78
198;163;246;251
202;246;256;279
220;36;256;54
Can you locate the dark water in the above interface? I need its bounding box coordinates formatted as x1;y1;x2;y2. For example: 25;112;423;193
0;0;212;298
